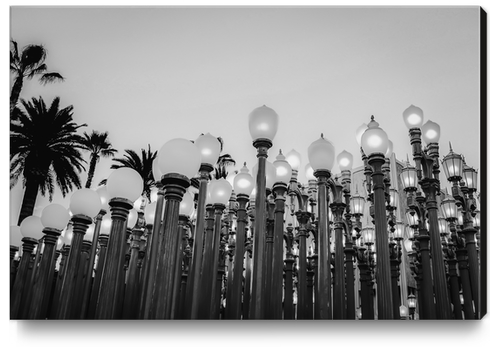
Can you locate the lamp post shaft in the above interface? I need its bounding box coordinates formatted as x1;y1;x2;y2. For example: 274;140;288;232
152;174;190;319
447;257;463;319
272;184;287;319
57;215;92;319
122;228;143;319
249;139;272;319
368;154;394;319
95;199;132;319
10;238;37;319
186;165;213;319
209;204;226;319
331;203;346;319
27;230;60;319
314;170;332;319
79;210;105;319
87;234;109;319
420;179;452;319
229;195;249;319
140;186;165;319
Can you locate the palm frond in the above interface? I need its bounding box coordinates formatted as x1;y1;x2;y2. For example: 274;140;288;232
39;72;65;85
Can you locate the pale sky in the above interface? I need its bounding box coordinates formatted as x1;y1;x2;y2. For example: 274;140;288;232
9;6;481;223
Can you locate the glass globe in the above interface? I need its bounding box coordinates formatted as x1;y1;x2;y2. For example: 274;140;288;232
158;138;201;179
20;215;44;240
127;208;138;229
362;226;375;245
152;156;163;182
404;239;413;253
350;193;365;215
100;215;112;235
248;105;279;141
41;204;70;230
96;186;110;211
307;134;335;171
421;120;441;144
405;211;419;227
273;150;292;184
393;222;405;240
361;117;389;156
285;149;301;171
144;201;158;225
385;140;394;158
233;163;255;196
107;167;144;202
10;225;23;247
440;196;458;220
195;132;221;166
462;165;478;190
70;188;102;218
402;105;424;129
400;164;418;190
305;163;315;181
208;178;233;205
180;191;194;216
337;150;353;171
355;123;368;147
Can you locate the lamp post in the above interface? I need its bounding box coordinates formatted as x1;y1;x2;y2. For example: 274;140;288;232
441;147;480;319
308;133;335;320
10;226;22;289
28;204;70;319
403;106;452;319
151;138;200;319
185;132;221;319
407;292;417;320
95;168;142;319
228;164;254;319
360;116;393;319
11;216;43;319
248;105;278;319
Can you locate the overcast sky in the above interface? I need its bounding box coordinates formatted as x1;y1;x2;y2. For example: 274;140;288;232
9;6;481;223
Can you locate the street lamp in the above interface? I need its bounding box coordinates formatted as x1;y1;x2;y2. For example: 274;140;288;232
248;105;278;319
407;292;417;320
360;115;393;319
308;133;335;319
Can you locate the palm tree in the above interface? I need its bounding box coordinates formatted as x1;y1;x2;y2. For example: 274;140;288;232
10;96;87;225
80;130;118;189
213;137;236;179
107;145;157;201
10;40;64;116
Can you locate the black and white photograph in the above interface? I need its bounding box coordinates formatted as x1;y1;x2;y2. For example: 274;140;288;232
7;3;486;340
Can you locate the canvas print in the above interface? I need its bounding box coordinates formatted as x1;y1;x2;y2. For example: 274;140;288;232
9;6;485;320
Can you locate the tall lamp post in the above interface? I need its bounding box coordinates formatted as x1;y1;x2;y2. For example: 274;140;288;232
360;116;393;319
248;105;278;319
403;105;451;319
95;168;143;319
308;133;335;319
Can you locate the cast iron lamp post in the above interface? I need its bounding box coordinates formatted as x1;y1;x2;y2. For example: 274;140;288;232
151;138;200;319
28;204;70;319
407;292;417;320
95;168;143;319
185;132;221;319
402;105;451;319
248;105;278;319
441;147;480;319
360;116;393;319
308;133;335;319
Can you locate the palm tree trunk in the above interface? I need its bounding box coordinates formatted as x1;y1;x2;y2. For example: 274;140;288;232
85;154;99;188
10;75;24;114
18;179;39;226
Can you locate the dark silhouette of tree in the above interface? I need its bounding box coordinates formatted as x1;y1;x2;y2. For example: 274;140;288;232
10;96;86;225
10;40;64;117
213;136;236;179
80;130;118;189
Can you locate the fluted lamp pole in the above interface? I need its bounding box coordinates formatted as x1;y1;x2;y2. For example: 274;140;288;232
308;133;335;319
360;116;393;319
269;150;292;319
28;204;70;319
151;138;200;319
228;164;254;319
186;132;221;319
403;105;452;319
95;168;143;319
11;216;43;319
248;105;279;319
